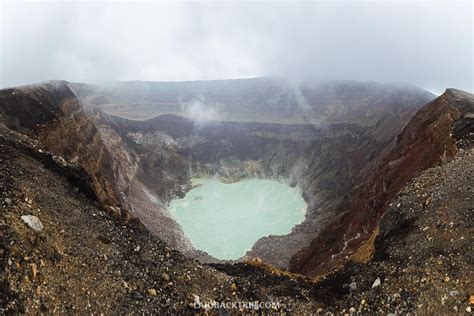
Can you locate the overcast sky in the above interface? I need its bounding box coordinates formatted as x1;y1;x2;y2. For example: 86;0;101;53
0;0;472;93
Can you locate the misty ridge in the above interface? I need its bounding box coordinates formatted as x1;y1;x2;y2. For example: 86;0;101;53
69;78;435;128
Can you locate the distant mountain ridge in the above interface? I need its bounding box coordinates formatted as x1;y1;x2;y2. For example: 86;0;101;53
70;78;435;124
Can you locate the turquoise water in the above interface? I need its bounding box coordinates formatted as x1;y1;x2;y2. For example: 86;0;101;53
168;178;306;260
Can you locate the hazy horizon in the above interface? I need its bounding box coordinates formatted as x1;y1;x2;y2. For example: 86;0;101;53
1;0;472;94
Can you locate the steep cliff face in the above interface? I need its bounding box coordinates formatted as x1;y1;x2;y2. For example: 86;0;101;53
289;89;474;277
0;82;138;217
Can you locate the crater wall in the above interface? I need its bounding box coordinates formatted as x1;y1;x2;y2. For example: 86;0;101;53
0;79;437;270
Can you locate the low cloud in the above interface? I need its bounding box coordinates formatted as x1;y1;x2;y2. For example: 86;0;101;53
1;1;472;93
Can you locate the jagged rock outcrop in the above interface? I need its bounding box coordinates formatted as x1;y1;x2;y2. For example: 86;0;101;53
0;81;138;217
289;88;474;277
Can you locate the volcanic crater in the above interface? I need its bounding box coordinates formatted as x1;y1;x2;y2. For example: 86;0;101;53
2;78;440;267
1;79;473;314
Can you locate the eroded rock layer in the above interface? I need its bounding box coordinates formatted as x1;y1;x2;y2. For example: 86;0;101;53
289;88;474;277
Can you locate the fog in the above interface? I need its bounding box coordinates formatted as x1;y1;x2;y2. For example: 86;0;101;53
1;0;472;93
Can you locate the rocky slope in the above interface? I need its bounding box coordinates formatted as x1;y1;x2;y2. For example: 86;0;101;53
0;81;137;216
308;146;473;315
0;82;193;254
290;88;474;277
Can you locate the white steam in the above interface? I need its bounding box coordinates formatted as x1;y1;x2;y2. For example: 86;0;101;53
181;98;221;124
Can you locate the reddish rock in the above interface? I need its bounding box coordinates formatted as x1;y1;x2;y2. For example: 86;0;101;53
289;89;474;277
